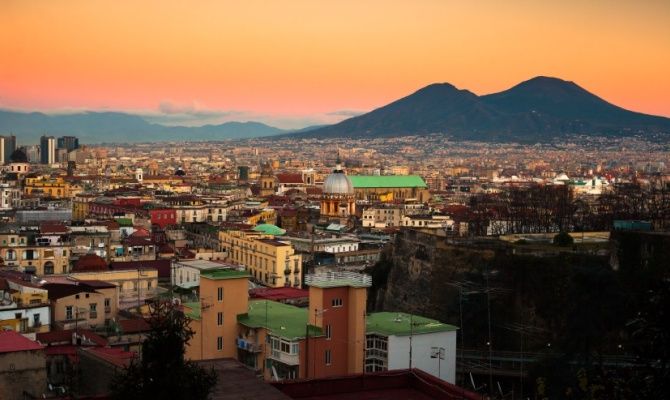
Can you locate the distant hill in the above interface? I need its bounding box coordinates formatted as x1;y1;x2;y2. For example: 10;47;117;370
293;76;670;141
0;110;286;143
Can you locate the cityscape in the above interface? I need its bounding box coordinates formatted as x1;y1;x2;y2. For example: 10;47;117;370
1;1;669;400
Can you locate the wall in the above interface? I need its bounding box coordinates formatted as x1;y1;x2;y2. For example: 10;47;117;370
387;331;457;383
0;350;48;400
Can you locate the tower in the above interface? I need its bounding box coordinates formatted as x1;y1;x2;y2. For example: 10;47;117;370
305;272;371;378
135;168;143;183
40;135;56;165
260;162;275;196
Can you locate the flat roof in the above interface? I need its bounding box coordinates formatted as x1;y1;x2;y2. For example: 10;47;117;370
183;302;201;320
175;260;235;270
201;268;250;280
305;272;371;289
197;358;291;400
366;312;458;336
349;175;427;189
238;300;321;341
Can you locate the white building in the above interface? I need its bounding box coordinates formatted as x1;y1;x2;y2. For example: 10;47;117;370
366;312;458;383
171;259;238;289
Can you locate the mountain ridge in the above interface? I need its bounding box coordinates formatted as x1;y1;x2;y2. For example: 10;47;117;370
291;76;670;141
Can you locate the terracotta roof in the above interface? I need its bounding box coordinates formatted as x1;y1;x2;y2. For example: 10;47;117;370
40;222;68;234
276;173;304;184
81;347;137;368
78;280;117;289
43;283;99;300
249;287;309;301
73;254;109;272
36;328;108;347
0;331;44;353
118;318;151;334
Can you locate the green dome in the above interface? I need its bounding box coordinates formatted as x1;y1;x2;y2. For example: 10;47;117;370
252;223;286;236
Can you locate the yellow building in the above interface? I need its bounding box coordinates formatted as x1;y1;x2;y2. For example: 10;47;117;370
44;283;107;330
219;229;302;288
0;233;71;275
68;268;158;310
185;268;250;361
72;193;97;221
24;176;80;199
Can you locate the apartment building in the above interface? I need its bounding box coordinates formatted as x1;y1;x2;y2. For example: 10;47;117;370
0;231;71;275
219;229;302;288
0;277;51;334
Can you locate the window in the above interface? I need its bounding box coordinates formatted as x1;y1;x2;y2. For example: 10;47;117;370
217;287;223;301
325;350;332;365
217;312;223;326
105;298;111;313
326;324;332;340
331;298;343;307
90;303;97;319
217;337;223;351
66;306;73;320
148;280;152;289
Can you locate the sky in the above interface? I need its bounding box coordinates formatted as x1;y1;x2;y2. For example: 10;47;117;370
1;0;669;129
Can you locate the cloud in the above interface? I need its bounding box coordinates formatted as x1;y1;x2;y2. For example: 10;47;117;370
157;100;237;118
326;109;365;117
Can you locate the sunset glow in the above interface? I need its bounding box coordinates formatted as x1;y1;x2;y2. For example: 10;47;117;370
1;0;669;127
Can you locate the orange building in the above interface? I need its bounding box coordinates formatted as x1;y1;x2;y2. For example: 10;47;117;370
185;268;371;382
184;268;250;361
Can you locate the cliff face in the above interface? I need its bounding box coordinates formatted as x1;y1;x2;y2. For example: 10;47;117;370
368;229;614;352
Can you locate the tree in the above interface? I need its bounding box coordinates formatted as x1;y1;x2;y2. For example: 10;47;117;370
553;231;574;246
110;300;217;400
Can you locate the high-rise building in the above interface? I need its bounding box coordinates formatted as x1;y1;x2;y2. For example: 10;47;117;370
40;136;56;165
0;135;16;165
57;136;79;151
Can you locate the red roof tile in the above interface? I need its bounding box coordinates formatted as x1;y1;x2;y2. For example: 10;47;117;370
0;331;44;353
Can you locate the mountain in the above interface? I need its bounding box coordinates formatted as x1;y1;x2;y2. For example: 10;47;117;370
294;76;670;141
0;110;285;143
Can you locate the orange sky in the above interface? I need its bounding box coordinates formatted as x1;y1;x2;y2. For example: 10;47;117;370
1;0;669;128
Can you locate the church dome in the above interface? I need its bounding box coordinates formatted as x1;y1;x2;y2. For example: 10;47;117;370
323;158;354;195
9;149;28;163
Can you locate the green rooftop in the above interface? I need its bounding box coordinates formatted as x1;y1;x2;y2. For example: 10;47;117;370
366;312;458;337
116;218;133;227
349;175;427;189
252;223;286;236
200;268;250;280
184;302;201;320
237;300;322;341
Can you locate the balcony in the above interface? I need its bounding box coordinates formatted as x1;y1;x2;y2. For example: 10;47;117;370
269;349;300;366
236;338;263;353
283;268;291;276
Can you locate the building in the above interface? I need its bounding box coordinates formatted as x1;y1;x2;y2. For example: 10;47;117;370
0;331;48;400
0;135;17;165
44;283;107;330
219;229;302;288
40;135;56;165
0;183;21;210
171;259;237;289
0;230;72;275
321;156;355;219
0;276;51;334
69;266;158;310
57;136;79;152
349;175;430;203
365;312;458;383
185;268;250;361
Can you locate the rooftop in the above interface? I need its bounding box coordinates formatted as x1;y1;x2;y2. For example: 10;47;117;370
183;302;201;320
0;330;44;353
305;272;371;289
349;175;427;189
366;312;458;337
238;300;321;341
197;358;291;400
200;268;250;281
273;368;479;400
